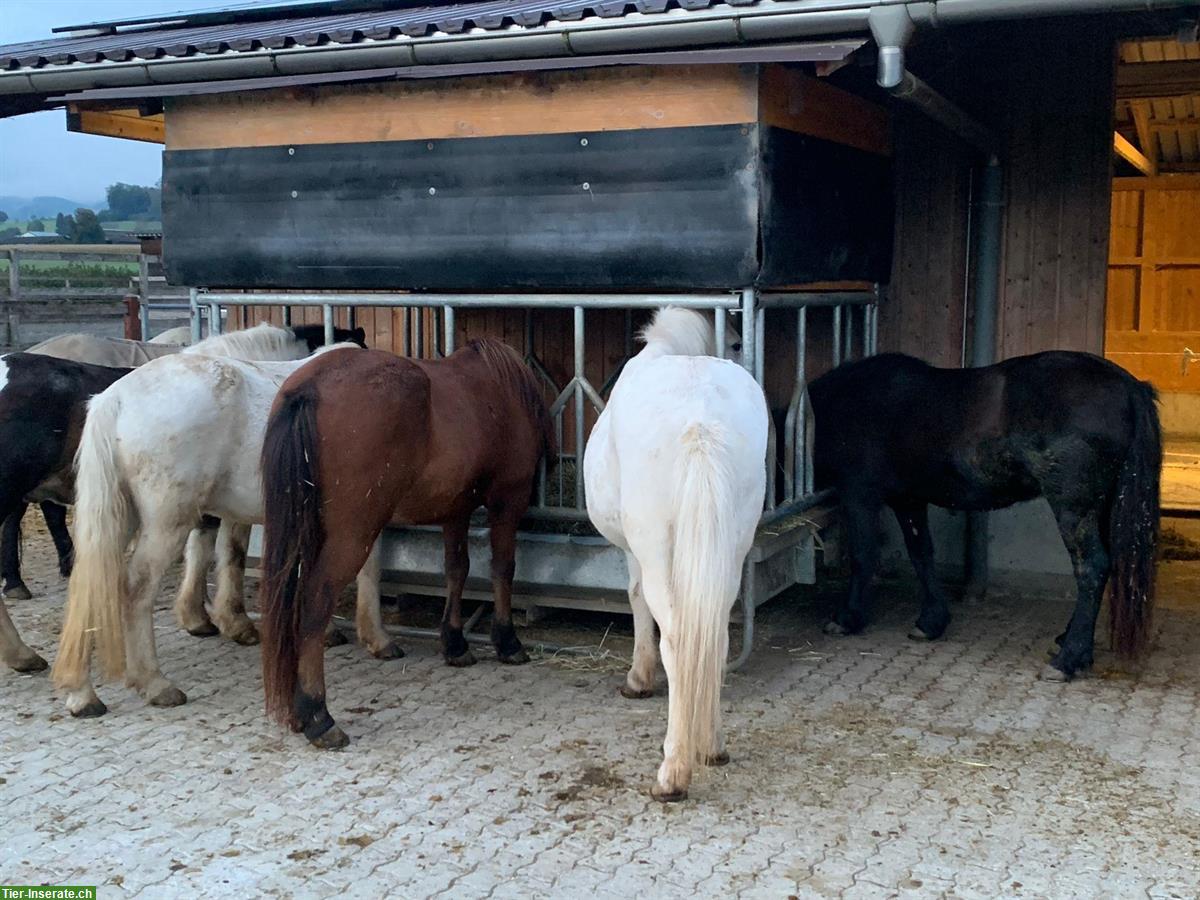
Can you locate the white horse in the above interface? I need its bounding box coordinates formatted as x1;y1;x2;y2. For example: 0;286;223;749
53;326;394;717
147;325;193;345
583;307;768;801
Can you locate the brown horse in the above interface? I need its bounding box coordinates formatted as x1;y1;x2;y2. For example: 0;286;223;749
259;340;555;748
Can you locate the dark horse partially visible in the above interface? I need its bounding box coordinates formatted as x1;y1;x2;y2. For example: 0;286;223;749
259;340;555;748
810;351;1161;680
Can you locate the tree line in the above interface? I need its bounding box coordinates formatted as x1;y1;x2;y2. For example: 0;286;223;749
0;181;161;242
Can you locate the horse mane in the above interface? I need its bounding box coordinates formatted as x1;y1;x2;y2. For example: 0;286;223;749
467;339;556;461
640;307;714;357
181;323;302;361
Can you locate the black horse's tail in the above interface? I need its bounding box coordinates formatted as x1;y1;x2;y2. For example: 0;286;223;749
259;386;326;728
1108;379;1162;660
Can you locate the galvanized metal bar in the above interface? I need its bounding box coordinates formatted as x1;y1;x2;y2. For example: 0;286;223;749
138;298;151;341
194;291;743;310
714;306;726;359
574;306;586;511
801;307;813;495
739;287;756;376
444;305;456;355
322;304;334;345
728;558;756;672
754;303;766;386
755;291;877;309
845;302;854;360
764;416;777;512
208;301;222;335
832;304;843;368
189;288;203;344
283;305;292;327
862;304;871;358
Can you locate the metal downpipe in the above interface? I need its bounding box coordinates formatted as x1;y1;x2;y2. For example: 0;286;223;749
963;157;1003;602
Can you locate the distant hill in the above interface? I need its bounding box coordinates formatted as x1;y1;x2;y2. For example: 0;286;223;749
0;195;105;219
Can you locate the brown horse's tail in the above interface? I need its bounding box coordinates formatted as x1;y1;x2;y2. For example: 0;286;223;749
1108;379;1162;659
259;386;326;727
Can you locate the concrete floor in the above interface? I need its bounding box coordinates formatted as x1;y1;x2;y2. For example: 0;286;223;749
2;524;1198;899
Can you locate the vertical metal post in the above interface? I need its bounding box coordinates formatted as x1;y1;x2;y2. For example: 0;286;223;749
754;305;766;386
5;249;19;347
796;306;808;499
138;299;151;341
714;306;726;359
573;306;586;510
189;288;202;344
845;303;854;361
729;558;756;671
444;305;456;355
965;157;1004;603
832;304;843;367
322;304;335;345
862;304;871;358
282;306;292;327
137;253;150;302
739;288;756;376
208;301;222;335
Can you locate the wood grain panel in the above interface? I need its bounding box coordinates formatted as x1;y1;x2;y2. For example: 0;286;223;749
759;65;892;157
166;65;758;150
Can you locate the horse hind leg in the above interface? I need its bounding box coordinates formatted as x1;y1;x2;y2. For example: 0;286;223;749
211;521;259;646
824;497;882;636
1;505;31;600
175;524;219;637
893;503;951;641
1042;502;1109;682
488;514;528;665
621;552;658;699
440;515;475;667
124;520;193;707
0;595;47;672
354;537;403;659
41;502;73;579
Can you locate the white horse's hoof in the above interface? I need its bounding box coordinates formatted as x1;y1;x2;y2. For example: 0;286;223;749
148;685;187;707
9;651;48;673
69;698;108;718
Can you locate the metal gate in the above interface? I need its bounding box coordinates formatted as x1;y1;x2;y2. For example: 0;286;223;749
190;286;880;668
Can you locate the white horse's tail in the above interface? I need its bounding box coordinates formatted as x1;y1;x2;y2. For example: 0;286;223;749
668;421;738;770
52;391;130;688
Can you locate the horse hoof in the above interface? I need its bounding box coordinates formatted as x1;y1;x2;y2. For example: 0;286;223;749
371;642;405;660
325;628;349;648
11;652;49;673
908;627;934;642
70;698;108;718
3;584;32;601
705;751;731;767
620;684;654;699
823;620;849;636
230;626;260;646
445;649;477;668
310;725;350;750
498;648;530;665
650;785;688;803
186;622;220;638
148;685;188;707
1038;664;1070;683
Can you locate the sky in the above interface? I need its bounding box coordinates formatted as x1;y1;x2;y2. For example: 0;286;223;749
0;1;246;205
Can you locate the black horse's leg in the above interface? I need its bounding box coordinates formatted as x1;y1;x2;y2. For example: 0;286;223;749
825;498;881;635
893;502;951;641
1044;502;1109;681
41;502;73;578
1;504;30;600
440;514;474;666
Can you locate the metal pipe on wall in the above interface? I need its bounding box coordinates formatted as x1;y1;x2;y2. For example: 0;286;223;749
963;156;1004;602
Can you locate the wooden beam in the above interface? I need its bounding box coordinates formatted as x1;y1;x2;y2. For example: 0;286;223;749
1129;100;1158;175
1114;131;1155;176
1116;59;1200;99
66;104;164;144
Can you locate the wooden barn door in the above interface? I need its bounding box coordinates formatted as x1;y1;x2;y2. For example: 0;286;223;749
1105;175;1200;392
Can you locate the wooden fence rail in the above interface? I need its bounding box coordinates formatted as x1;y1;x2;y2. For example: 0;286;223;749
1;245;189;346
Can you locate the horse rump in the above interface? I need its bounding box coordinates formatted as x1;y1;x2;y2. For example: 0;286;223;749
259;385;326;728
1107;378;1161;660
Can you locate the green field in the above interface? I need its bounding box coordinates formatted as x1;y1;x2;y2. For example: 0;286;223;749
0;258;139;290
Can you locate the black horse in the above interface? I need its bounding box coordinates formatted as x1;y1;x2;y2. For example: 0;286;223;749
810;351;1161;680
